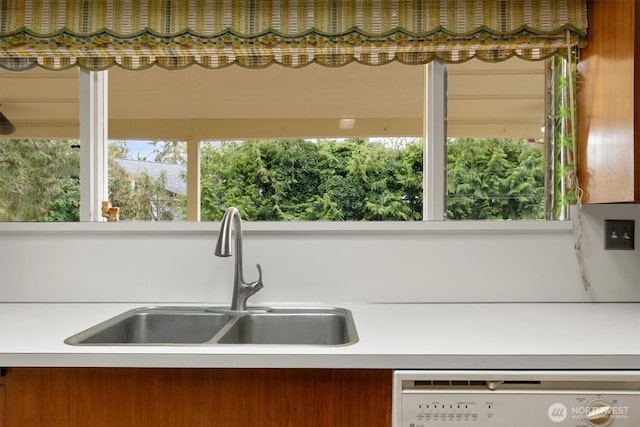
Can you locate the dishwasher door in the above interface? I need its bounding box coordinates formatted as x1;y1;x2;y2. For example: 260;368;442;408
393;370;640;427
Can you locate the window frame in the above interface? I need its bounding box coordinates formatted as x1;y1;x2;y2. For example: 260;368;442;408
79;70;108;222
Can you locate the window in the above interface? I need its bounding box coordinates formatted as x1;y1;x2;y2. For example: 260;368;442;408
102;58;554;222
444;59;547;220
0;57;565;222
107;63;428;222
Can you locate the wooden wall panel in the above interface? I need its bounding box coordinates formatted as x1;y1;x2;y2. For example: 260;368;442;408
577;0;640;203
3;368;392;427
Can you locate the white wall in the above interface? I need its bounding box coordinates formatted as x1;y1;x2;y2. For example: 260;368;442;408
0;204;638;304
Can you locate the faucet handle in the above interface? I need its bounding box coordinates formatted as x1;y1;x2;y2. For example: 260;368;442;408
252;263;264;291
244;263;263;292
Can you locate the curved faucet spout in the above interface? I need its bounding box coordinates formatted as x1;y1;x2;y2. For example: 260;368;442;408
215;207;264;310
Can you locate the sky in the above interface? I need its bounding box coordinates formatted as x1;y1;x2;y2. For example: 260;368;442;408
110;140;160;161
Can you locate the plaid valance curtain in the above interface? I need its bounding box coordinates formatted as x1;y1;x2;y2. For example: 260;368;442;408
0;0;588;71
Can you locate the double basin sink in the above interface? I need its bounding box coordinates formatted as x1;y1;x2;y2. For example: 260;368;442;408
65;306;358;346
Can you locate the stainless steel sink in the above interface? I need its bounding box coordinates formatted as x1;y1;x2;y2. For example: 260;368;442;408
216;308;356;345
65;306;358;346
65;307;234;345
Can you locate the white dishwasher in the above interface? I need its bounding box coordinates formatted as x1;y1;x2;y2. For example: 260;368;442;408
393;370;640;427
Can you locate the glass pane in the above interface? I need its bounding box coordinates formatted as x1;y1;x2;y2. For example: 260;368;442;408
445;59;546;220
0;68;81;222
109;63;424;222
108;140;187;221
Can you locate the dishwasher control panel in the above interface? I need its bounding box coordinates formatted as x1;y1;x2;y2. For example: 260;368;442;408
393;371;640;427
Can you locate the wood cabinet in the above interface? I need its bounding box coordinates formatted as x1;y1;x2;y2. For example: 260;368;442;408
577;0;640;203
2;368;392;427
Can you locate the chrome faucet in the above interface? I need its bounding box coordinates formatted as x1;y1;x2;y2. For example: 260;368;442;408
215;207;263;310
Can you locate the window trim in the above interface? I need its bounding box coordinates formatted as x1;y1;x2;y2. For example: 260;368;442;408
0;220;574;235
424;62;447;221
79;70;108;222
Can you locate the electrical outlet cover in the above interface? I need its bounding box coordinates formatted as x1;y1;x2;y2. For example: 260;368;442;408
604;219;635;250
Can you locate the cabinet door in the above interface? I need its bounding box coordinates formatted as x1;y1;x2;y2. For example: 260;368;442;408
4;368;392;427
577;0;640;203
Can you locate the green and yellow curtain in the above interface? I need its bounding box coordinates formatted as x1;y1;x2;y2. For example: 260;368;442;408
0;0;588;71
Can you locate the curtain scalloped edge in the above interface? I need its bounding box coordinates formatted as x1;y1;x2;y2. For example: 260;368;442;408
1;23;587;40
0;47;575;72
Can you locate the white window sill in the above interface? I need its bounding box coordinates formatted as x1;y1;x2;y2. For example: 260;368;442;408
0;220;573;235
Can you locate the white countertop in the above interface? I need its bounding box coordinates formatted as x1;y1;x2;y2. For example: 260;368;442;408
0;302;638;369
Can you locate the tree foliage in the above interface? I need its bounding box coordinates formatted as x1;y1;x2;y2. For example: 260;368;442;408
108;141;186;221
0;139;188;222
0;139;80;221
446;138;544;220
201;137;544;221
200;138;424;221
0;137;544;222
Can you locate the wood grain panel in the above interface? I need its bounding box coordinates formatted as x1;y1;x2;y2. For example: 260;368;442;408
0;385;4;427
3;368;392;427
577;0;640;203
0;369;4;427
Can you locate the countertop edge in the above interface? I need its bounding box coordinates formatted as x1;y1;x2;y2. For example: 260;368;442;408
1;354;638;370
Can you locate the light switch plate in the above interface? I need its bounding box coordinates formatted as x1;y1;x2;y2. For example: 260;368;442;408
604;220;635;250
